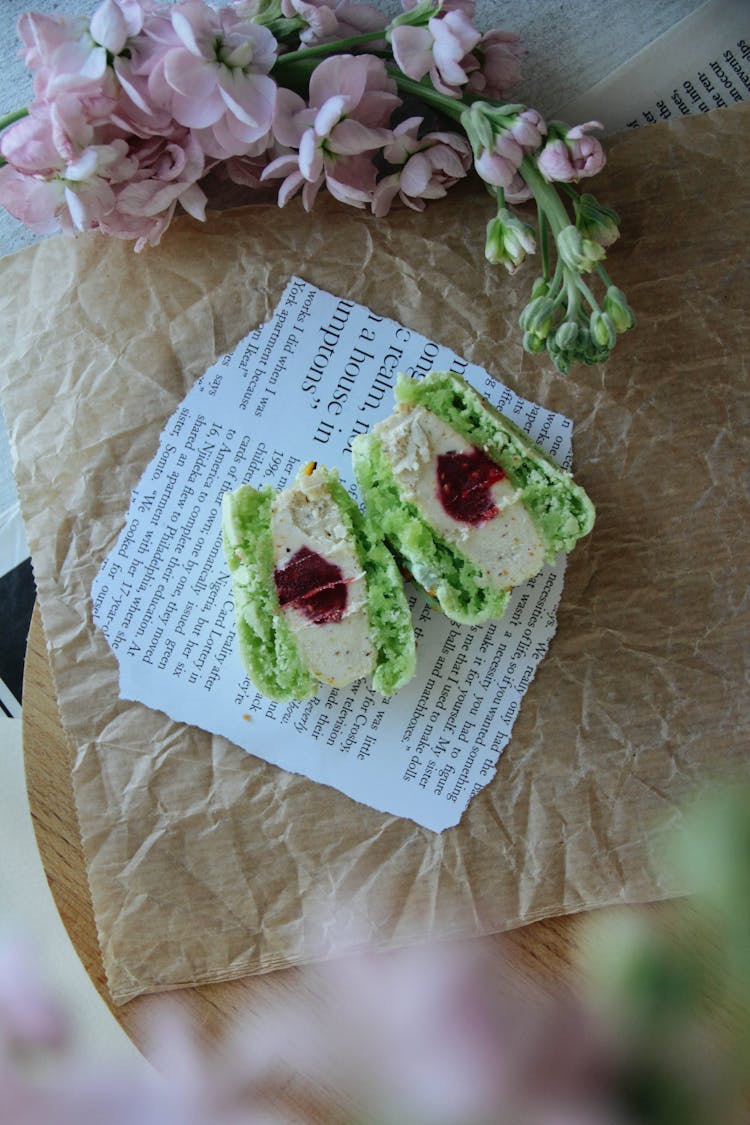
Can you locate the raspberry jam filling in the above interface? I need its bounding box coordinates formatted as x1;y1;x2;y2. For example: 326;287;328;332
274;546;347;624
436;447;506;526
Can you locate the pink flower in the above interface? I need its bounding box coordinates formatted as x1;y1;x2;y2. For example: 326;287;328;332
90;0;144;55
565;120;606;176
102;129;208;250
0;96;138;234
390;9;481;97
372;117;471;216
0;939;69;1052
0;143;130;236
466;29;524;99
538;121;606;182
145;0;277;158
264;54;398;210
474;130;524;188
509;107;546;152
281;0;387;47
504;170;533;204
17;10;113;101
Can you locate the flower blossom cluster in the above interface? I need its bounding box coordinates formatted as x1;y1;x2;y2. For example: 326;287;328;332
0;0;633;371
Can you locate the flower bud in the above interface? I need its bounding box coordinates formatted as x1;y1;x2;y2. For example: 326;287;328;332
603;285;636;332
530;276;549;299
590;310;616;349
554;321;579;350
522;330;547;355
519;295;555;338
575;192;620;247
485;208;536;272
557;224;605;273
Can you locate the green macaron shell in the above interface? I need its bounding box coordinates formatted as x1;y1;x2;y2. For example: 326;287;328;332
395;371;595;556
324;471;416;695
222;484;317;702
351;435;510;625
223;468;416;700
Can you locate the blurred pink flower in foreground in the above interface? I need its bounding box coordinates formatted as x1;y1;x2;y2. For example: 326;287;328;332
538;121;606;182
264;53;398;209
371;116;471;216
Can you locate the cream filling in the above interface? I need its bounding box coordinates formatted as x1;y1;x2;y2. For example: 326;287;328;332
270;469;374;687
373;404;547;588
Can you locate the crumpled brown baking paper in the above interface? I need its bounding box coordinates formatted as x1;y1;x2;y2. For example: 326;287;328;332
1;103;748;1005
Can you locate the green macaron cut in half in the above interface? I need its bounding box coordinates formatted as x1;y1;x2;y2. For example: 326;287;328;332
351;371;595;626
222;463;416;702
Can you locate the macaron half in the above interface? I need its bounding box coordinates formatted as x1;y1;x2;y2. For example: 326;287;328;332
222;464;416;701
352;371;595;625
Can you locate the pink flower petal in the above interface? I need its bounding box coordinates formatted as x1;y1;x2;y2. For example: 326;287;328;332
0;167;63;233
372;174;400;217
176;181;207;221
298;129;323;182
390;26;434;81
301;175;323;211
0;114;61;176
309;54;367;108
65;148;99;181
218;71;276;132
90;0;131;54
117;178;185;216
171;5;210;58
65;179;113;229
566;120;603;140
400;151;432;197
329;119;389;156
537;138;574;182
314;95;348;139
356;88;401;128
164;48;217;99
326;174;371;207
114;57;154;115
278;169;305;206
329;152;377;193
430;10;480;60
171;89;225;128
273;87;314;148
262;153;301;181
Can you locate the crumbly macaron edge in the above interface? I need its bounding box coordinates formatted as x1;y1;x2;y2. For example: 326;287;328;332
324;470;417;695
222;484;317;702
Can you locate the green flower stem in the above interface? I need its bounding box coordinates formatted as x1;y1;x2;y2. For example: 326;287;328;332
0;106;28;133
385;70;466;123
273;29;388;68
576;273;601;312
596;261;615;289
537;205;551;282
519;155;570;237
0;106;29;168
563;271;580;319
